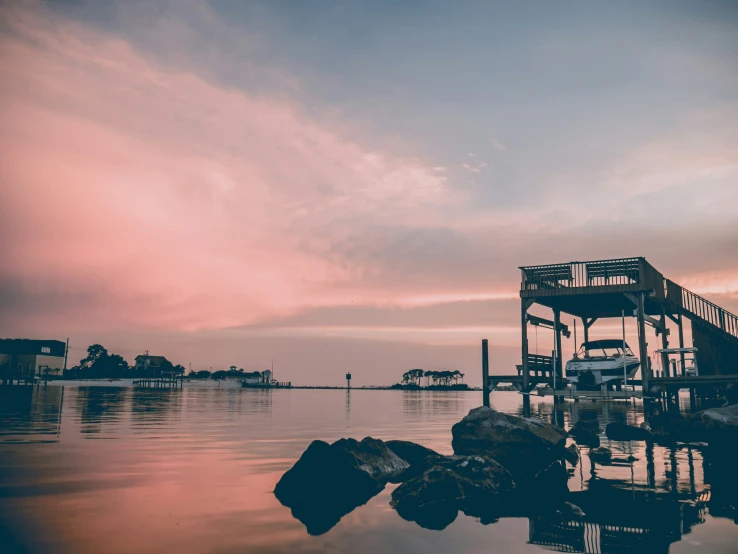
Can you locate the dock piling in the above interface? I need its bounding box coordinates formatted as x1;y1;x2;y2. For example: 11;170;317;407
482;339;489;407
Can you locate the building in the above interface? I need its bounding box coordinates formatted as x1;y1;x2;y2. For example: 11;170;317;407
0;339;67;381
242;371;263;385
134;354;172;374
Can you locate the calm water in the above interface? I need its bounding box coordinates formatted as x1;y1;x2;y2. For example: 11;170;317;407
0;385;736;553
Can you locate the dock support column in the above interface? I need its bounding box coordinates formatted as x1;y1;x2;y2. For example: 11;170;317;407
678;313;686;373
482;339;490;408
637;292;650;394
659;311;670;378
521;299;530;392
553;309;563;386
583;318;589;345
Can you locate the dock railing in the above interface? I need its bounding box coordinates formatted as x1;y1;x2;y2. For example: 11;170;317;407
520;257;664;294
666;279;738;341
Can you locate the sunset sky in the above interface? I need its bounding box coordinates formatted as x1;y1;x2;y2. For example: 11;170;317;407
1;0;737;385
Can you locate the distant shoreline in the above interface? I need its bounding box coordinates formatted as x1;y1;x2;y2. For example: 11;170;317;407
18;378;482;392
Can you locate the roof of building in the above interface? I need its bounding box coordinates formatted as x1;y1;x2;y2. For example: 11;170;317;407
0;339;66;357
135;355;171;365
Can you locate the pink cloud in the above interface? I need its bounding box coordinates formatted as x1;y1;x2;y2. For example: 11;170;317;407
0;2;458;334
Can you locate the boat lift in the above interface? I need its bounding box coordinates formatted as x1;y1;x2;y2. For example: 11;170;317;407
654;347;699;378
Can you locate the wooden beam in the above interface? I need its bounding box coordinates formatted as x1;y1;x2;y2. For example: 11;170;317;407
583;317;598;329
521;299;530;392
482;339;489;407
660;311;670;376
554;309;563;383
637;292;650;392
678;313;686;372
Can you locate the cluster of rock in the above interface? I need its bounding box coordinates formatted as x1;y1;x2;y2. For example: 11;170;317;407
275;407;572;533
275;404;738;535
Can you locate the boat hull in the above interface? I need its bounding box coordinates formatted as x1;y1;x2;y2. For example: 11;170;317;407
565;357;639;387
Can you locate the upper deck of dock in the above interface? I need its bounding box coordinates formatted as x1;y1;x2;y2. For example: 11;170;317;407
519;257;738;345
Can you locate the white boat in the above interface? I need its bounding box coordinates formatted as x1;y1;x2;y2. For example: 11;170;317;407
565;339;640;388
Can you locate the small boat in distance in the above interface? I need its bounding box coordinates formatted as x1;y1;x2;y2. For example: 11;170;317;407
565;339;640;388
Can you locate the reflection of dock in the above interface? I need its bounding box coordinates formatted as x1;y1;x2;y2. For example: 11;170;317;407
529;485;708;553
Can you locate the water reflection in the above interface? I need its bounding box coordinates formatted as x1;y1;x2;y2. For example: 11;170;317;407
0;386;64;443
529;482;708;553
76;387;128;435
402;390;466;416
0;387;736;554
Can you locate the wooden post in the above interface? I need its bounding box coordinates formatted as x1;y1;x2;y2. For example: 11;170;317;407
637;292;650;393
678;313;686;372
660;311;670;377
554;309;563;385
521;299;530;392
583;318;589;345
482;339;490;407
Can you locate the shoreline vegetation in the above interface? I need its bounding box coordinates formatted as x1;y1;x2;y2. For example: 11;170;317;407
7;343;480;391
30;377;482;391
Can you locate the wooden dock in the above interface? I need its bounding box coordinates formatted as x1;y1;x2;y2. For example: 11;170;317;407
133;373;183;389
483;257;738;411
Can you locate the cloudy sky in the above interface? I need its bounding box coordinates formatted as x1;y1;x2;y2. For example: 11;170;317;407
1;0;737;384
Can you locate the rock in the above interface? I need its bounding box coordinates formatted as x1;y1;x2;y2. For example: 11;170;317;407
701;404;738;433
386;440;441;479
589;447;612;465
564;444;579;466
649;411;706;444
702;405;738;460
274;437;408;535
558;501;585;519
391;455;515;530
451;407;567;478
569;419;601;447
532;460;569;497
605;422;653;442
332;437;410;480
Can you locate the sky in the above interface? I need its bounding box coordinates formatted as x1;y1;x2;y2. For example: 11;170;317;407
1;0;737;385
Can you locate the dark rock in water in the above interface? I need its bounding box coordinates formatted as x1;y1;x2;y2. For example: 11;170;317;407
332;437;410;480
702;405;738;460
558;501;585;519
569;419;601;447
564;444;579;466
589;447;612;465
451;407;567;478
391;455;515;530
532;460;569;497
701;405;738;434
649;411;706;444
570;419;601;434
386;440;441;480
700;407;738;516
605;422;653;442
274;437;408;535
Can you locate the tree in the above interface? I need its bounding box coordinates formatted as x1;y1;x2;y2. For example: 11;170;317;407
77;344;130;378
80;344;108;371
401;369;424;386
